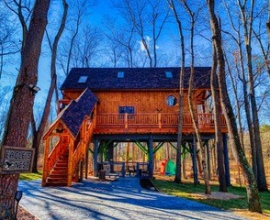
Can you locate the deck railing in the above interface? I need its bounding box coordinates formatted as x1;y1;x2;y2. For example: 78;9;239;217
96;113;227;132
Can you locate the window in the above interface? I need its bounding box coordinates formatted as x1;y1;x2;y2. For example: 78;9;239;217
119;106;135;114
117;71;124;78
166;95;177;106
119;106;135;119
165;71;173;78
78;76;88;83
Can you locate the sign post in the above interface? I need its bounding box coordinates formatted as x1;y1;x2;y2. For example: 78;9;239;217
0;146;35;219
0;146;35;173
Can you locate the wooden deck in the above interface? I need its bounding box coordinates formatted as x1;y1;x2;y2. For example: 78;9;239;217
94;113;227;134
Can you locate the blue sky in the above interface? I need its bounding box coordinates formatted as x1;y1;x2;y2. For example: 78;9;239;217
2;0;269;127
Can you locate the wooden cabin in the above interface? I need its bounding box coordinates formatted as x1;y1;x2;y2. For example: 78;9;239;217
42;67;229;187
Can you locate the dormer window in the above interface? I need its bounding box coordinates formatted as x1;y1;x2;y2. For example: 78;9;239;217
165;71;173;78
78;76;88;83
117;71;124;78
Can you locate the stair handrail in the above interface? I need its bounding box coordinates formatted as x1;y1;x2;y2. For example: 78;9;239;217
43;137;69;183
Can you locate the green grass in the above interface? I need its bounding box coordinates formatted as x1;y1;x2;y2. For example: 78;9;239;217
19;171;42;181
153;177;270;215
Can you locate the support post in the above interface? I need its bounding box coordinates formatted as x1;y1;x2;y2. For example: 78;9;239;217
85;144;89;179
158;113;162;129
67;141;74;186
121;162;125;177
105;142;114;173
148;135;154;178
223;134;231;187
93;137;99;177
124;113;128;129
42;137;50;186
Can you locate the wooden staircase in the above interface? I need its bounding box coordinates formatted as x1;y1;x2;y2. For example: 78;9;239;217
42;95;96;187
45;153;68;186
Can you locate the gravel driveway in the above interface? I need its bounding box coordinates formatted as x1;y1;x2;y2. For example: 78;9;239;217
18;177;247;220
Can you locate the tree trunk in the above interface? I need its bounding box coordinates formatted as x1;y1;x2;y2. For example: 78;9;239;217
207;0;262;213
210;46;227;192
1;1;51;219
166;0;185;184
3;0;51;148
238;0;268;191
267;0;270;41
32;0;68;172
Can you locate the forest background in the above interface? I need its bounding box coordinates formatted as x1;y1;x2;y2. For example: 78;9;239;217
0;0;270;209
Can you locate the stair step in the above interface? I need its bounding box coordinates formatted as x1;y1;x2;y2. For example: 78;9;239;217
47;177;67;183
53;167;68;171
49;174;67;178
54;164;68;168
56;160;68;163
45;151;69;187
45;182;68;187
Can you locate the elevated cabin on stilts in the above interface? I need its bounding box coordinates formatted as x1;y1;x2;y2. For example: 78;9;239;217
42;67;229;187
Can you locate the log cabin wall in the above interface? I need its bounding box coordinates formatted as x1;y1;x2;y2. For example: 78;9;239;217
62;89;208;115
97;91;181;114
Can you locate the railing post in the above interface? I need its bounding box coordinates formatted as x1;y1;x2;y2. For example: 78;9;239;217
42;138;50;186
158;113;162;129
67;141;74;186
124;113;128;129
121;162;125;177
93;137;99;177
136;162;140;177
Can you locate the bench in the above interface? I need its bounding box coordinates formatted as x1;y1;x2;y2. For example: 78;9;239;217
103;164;120;179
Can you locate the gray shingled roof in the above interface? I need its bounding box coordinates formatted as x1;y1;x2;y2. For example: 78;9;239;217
61;88;97;137
60;67;211;91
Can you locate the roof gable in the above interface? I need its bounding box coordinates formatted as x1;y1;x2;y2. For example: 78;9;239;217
60;88;97;138
60;67;211;91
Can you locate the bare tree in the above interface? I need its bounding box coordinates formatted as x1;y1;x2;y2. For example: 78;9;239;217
180;0;211;194
72;25;102;67
206;0;262;212
1;0;51;218
31;0;68;172
113;0;169;67
0;86;12;139
4;0;34;51
267;0;270;41
102;15;137;67
211;45;227;192
237;0;267;191
58;0;97;75
3;0;51;147
0;4;20;79
166;0;185;184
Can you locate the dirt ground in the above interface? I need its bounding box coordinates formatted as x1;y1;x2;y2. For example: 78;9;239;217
17;206;38;220
189;192;270;220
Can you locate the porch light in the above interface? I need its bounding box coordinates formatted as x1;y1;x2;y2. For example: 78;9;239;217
14;190;23;218
55;123;64;133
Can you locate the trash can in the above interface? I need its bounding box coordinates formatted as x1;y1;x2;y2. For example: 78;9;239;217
99;170;106;180
166;159;176;176
160;160;167;175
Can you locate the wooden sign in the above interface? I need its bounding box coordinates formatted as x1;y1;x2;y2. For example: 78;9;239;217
1;146;35;172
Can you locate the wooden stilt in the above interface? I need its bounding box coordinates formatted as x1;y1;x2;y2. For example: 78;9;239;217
93;137;99;177
148;135;154;178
